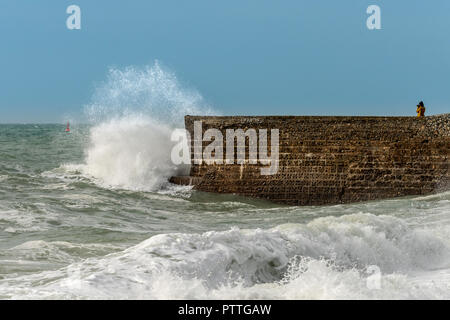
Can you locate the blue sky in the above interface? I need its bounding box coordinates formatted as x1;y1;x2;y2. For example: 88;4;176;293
0;0;449;123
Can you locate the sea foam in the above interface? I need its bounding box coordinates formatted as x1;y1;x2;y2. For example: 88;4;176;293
2;212;450;299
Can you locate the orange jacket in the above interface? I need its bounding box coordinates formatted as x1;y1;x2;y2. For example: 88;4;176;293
416;105;425;117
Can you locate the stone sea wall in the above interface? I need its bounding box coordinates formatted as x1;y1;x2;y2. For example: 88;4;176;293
171;114;450;205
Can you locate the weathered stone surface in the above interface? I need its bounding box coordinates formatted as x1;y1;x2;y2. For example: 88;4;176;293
174;114;450;206
169;176;202;186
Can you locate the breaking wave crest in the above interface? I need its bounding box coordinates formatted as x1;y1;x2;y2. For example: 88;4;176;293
2;213;450;299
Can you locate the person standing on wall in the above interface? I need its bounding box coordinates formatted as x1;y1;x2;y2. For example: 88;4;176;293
416;101;426;117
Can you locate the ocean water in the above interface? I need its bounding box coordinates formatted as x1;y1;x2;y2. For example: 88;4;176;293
1;63;449;299
1;123;449;300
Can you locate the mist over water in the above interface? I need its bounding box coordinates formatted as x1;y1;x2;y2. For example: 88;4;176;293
84;61;213;125
0;62;449;299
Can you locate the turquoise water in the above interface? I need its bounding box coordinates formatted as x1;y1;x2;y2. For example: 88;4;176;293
0;123;450;299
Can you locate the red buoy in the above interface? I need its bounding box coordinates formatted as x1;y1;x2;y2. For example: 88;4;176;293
65;122;70;132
